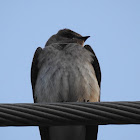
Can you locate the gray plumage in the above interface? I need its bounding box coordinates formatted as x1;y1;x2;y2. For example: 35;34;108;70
31;29;101;140
35;43;99;103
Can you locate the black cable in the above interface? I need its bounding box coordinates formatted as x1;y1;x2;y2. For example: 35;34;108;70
0;101;139;126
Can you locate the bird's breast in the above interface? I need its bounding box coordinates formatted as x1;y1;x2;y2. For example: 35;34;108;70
34;43;100;103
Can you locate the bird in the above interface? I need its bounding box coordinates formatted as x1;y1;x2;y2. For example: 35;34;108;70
31;29;101;140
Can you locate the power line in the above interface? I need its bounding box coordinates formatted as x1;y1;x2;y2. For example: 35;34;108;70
0;101;140;126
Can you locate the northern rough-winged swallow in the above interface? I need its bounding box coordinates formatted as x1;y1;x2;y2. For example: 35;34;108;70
31;29;101;140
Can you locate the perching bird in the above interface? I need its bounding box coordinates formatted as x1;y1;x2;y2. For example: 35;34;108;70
31;29;101;140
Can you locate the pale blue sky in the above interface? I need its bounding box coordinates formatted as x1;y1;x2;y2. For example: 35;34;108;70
0;0;140;140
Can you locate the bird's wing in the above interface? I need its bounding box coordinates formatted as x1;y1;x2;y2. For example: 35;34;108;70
84;45;101;140
31;47;50;140
84;45;101;87
31;47;42;102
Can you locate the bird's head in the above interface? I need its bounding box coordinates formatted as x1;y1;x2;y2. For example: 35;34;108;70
45;29;90;46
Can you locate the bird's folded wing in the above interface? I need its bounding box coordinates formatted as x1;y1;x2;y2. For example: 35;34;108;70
84;45;101;87
31;47;42;102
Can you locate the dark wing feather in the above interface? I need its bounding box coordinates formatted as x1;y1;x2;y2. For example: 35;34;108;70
31;47;42;102
84;45;101;87
31;47;50;140
84;45;101;140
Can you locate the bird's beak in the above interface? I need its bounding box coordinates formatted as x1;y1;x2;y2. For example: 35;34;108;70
77;36;90;42
82;36;90;41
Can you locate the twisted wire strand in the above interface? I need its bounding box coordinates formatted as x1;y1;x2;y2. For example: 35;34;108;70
0;101;140;126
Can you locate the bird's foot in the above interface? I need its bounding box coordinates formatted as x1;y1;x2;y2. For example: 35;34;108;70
83;99;90;102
